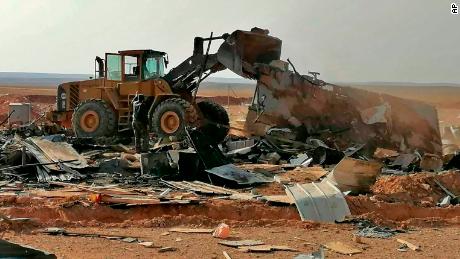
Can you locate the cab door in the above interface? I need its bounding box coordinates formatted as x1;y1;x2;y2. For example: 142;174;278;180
105;53;122;82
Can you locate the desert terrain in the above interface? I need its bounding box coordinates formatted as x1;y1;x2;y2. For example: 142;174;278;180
1;83;460;258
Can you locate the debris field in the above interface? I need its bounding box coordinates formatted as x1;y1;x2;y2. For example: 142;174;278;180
1;29;460;258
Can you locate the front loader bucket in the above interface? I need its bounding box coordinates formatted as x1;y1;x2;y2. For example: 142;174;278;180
217;29;282;78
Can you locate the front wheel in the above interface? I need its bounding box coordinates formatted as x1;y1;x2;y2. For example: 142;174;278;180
71;99;116;137
151;98;198;139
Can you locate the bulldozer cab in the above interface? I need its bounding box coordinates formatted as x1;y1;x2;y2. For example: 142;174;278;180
105;50;167;82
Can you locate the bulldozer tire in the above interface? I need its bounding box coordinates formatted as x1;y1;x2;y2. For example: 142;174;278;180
197;100;230;144
72;99;116;137
151;98;198;139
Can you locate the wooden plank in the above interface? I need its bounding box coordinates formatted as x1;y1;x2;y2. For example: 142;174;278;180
223;251;232;259
324;241;362;255
238;245;297;253
168;228;214;233
219;240;264;247
397;238;421;251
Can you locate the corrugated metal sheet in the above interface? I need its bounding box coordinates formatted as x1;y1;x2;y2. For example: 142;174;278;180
285;179;350;222
27;136;88;169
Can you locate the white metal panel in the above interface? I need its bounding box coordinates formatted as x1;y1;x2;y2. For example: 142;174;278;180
285;179;351;222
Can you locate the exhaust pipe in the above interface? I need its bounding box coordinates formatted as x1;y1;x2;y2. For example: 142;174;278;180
95;56;104;78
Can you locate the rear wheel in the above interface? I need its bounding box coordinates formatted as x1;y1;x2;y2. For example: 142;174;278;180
72;99;116;137
151;98;198;139
197;100;230;144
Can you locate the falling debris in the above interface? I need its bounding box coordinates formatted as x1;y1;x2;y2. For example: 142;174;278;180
244;63;442;156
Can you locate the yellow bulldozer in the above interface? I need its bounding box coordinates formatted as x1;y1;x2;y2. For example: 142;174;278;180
47;28;282;143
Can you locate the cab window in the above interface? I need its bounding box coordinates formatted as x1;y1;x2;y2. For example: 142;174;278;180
142;56;165;80
124;55;139;81
106;54;122;81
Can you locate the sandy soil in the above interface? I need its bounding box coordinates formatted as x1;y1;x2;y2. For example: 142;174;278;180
0;85;56;95
3;225;460;259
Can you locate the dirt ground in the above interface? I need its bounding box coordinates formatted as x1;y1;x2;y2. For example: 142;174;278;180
3;225;460;259
1;84;460;258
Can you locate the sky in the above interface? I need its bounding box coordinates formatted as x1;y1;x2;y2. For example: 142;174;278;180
0;0;458;83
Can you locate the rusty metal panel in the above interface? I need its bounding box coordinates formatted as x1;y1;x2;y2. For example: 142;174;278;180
27;136;88;169
245;65;442;155
328;157;382;193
